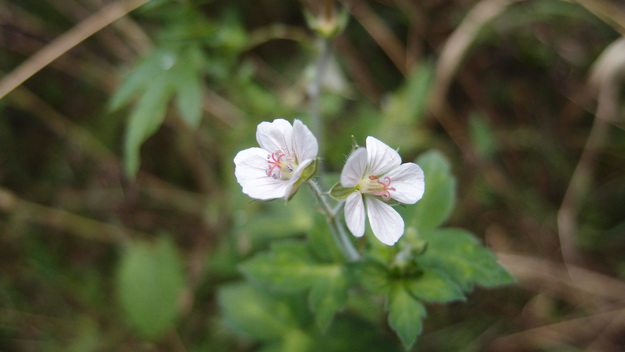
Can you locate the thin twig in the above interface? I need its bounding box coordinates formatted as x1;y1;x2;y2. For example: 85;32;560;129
0;0;150;99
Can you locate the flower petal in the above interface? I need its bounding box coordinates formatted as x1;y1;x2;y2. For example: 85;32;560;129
365;136;401;176
345;192;366;238
256;119;293;153
365;196;404;245
385;162;425;204
291;119;318;162
234;147;290;200
340;148;367;187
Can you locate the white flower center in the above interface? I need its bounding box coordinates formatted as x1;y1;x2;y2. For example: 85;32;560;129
359;175;396;200
266;148;297;180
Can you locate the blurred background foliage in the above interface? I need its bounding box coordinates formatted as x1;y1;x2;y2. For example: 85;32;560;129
1;0;625;351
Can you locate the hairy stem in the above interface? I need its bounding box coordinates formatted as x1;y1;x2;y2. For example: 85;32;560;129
307;181;359;261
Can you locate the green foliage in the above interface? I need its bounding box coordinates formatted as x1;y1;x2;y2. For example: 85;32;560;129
10;0;621;351
240;241;348;330
112;45;206;177
219;283;307;342
116;236;186;340
410;150;457;235
418;228;515;291
230;149;513;350
388;283;427;349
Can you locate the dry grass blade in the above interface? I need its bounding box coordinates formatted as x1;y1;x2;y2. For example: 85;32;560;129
0;0;150;100
343;0;409;75
430;0;521;117
498;253;625;304
557;37;625;269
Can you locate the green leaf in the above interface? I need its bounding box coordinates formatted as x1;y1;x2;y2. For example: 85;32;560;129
469;113;498;159
174;47;205;128
308;214;344;263
218;283;300;341
405;269;466;303
387;284;427;349
239;241;318;292
329;182;355;201
123;74;171;177
411;150;456;234
240;241;349;330
419;228;515;291
116;236;185;340
347;258;391;294
309;266;348;330
109;51;168;111
309;316;401;352
383;60;434;125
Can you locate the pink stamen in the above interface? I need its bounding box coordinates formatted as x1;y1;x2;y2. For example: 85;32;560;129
266;151;285;178
372;176;395;200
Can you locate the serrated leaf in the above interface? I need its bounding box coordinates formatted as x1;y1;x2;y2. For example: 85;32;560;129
347;258;391;294
218;283;299;341
117;236;185;340
419;228;515;291
123;75;171;177
387;284;427;349
309;266;347;330
405;269;465;303
239;241;318;292
411;150;456;234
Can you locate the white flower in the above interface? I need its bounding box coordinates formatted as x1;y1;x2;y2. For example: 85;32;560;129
234;119;318;200
340;136;425;245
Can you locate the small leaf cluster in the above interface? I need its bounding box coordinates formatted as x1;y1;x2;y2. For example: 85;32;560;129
109;2;246;177
220;150;514;350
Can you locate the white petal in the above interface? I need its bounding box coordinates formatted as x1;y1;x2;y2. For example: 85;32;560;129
345;192;366;238
234;147;290;200
256;119;293;153
385;162;425;204
365;196;404;245
365;136;401;176
291;119;318;162
340;148;367;187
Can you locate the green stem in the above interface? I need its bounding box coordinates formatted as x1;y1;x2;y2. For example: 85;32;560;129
307;180;359;261
309;37;331;152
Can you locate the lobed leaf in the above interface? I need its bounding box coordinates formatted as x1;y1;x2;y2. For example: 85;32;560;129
218;283;299;341
239;241;317;292
404;269;466;304
418;228;515;291
346;258;391;295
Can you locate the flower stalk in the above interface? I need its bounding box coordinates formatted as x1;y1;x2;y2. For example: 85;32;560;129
307;180;360;261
